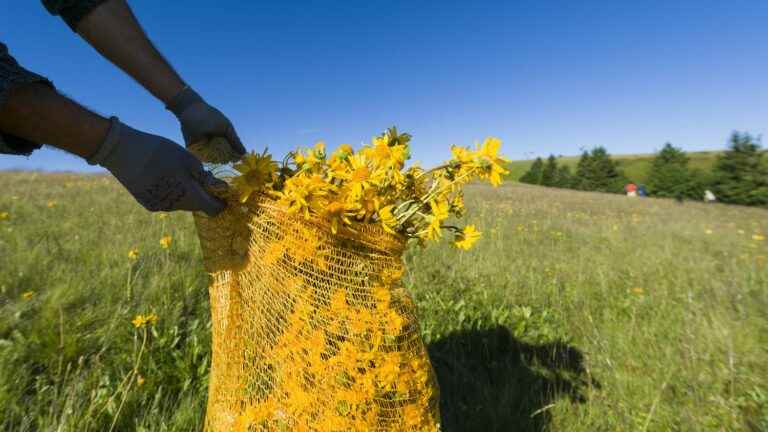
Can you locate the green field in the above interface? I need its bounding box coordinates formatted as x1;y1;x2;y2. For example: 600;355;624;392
1;171;767;431
505;150;724;184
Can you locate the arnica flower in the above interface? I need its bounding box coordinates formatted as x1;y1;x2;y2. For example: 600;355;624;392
474;137;509;187
21;291;34;301
160;235;172;249
0;212;9;221
132;313;159;328
128;248;139;260
232;150;278;203
454;225;481;250
377;205;398;234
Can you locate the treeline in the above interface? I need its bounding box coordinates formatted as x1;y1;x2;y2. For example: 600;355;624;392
519;131;768;207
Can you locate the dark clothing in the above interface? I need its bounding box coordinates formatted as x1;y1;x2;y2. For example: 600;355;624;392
0;0;108;155
41;0;109;31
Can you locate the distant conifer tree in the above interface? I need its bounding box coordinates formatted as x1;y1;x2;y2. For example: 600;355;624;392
647;143;700;199
574;147;626;193
540;155;558;186
710;132;768;206
553;164;573;188
520;157;544;185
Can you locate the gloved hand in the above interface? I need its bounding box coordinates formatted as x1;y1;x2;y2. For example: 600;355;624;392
166;86;246;162
87;117;227;216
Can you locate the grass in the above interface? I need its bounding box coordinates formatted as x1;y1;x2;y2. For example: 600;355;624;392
505;150;726;183
1;171;767;431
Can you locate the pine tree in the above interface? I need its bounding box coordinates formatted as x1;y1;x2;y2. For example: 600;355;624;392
647;143;698;199
710;132;768;206
574;147;626;193
553;164;573;188
520;157;544;185
540;155;558;186
574;151;594;190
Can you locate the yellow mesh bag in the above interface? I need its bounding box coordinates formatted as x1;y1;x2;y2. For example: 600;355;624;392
192;144;441;431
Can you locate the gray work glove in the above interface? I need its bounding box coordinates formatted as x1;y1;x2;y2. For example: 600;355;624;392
166;86;246;161
87;117;227;217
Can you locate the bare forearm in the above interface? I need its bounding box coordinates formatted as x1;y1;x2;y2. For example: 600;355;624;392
0;83;110;158
75;0;186;104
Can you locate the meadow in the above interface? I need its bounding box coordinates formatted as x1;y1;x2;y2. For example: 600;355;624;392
0;171;766;431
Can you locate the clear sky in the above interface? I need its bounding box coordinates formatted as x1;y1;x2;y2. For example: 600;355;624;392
1;0;767;172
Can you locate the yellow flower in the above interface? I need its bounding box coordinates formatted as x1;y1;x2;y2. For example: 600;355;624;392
474;137;509;186
753;234;765;241
323;199;352;234
454;225;481;250
632;287;645;295
132;313;159;328
385;309;405;336
156;212;168;220
334;143;354;158
21;291;34;301
263;242;285;265
430;199;450;221
47;201;57;208
160;235;172;249
136;375;145;386
128;248;139;260
232;150;278;203
377;205;398;234
403;404;424;427
377;355;401;388
450;145;473;164
0;212;8;221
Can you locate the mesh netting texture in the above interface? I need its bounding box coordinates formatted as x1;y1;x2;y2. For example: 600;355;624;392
193;190;441;431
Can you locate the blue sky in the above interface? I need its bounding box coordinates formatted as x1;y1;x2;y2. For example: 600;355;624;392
2;0;767;171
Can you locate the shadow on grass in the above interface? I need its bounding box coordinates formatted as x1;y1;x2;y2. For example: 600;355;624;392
428;326;598;432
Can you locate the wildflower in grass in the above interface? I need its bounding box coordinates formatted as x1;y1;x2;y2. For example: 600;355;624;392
21;291;34;300
632;287;645;295
136;375;145;386
705;229;713;235
156;213;168;220
128;248;139;260
160;235;172;249
753;234;765;241
454;225;481;250
0;212;8;221
132;313;159;328
47;201;57;208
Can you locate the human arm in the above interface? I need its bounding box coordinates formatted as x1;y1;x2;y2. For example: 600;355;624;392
42;0;246;158
0;80;225;216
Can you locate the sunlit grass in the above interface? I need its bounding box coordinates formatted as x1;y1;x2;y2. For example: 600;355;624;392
0;172;766;431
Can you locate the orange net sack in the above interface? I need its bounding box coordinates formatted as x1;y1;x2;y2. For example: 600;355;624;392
193;186;441;431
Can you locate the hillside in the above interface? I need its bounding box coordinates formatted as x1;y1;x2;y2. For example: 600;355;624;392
1;172;766;430
506;150;724;184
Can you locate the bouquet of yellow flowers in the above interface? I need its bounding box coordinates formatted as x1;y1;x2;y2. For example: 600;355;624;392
229;127;507;248
191;128;507;432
